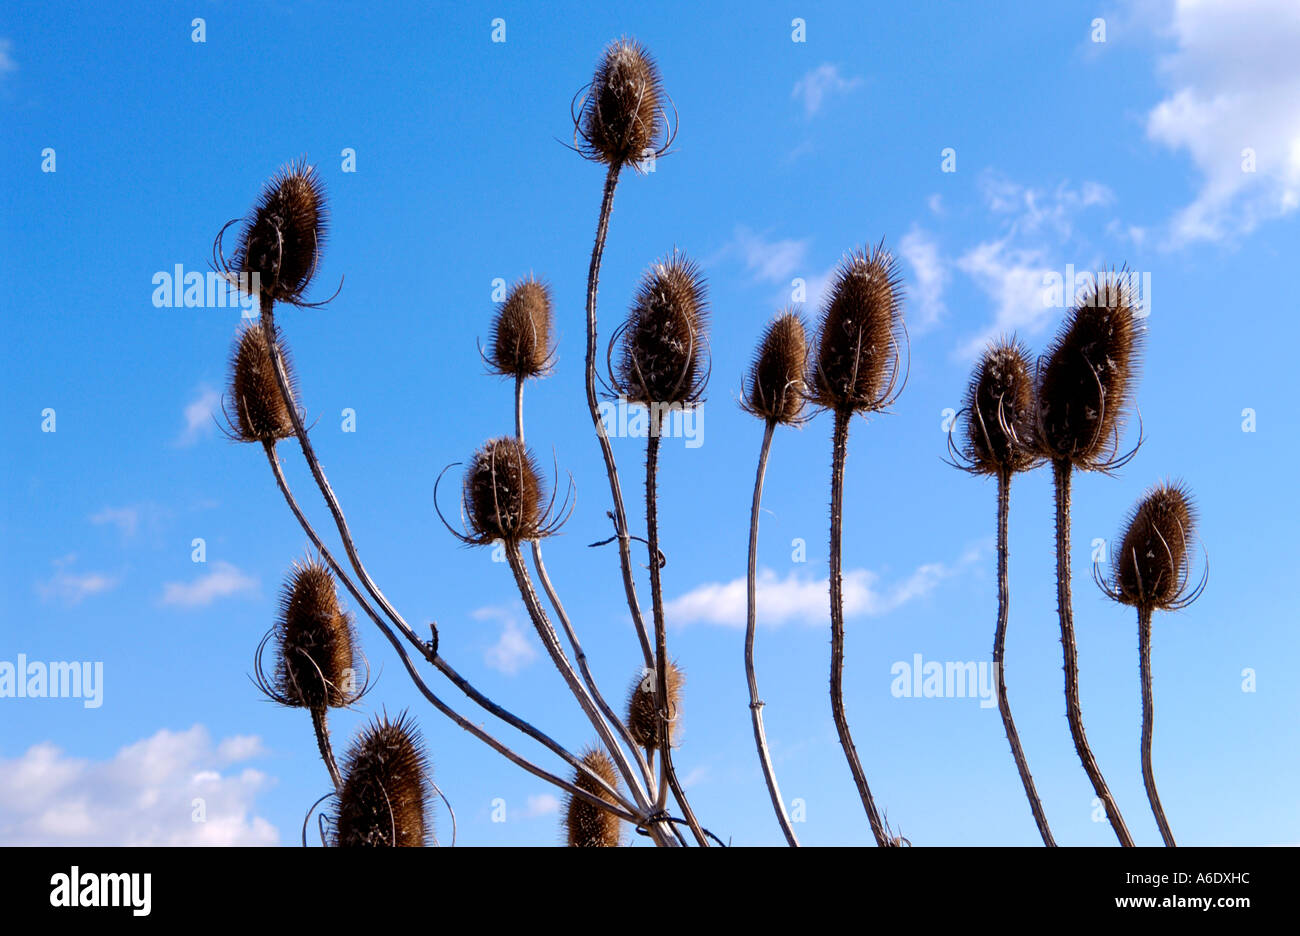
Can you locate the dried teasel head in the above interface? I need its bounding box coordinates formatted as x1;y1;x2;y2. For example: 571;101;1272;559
1036;271;1143;470
334;711;431;847
625;660;683;751
1105;480;1203;612
808;242;907;414
612;251;709;409
220;160;329;306
488;276;554;379
461;437;547;544
955;337;1038;476
742;311;809;425
576;38;668;170
563;748;623;847
222;322;297;444
255;559;360;710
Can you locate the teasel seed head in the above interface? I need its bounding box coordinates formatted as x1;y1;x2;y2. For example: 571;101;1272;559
742;310;809;425
1035;271;1143;469
957;337;1039;476
564;748;623;847
222;322;297;444
463;437;546;544
808;242;907;414
334;711;432;847
261;558;360;710
625;660;683;751
488;276;554;379
1109;480;1202;612
577;38;667;170
612;251;710;408
230;160;328;305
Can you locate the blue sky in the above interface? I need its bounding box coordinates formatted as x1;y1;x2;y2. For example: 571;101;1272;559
1;0;1296;846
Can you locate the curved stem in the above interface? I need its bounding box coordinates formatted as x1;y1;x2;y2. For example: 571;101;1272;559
583;165;655;670
1139;606;1176;846
1052;459;1134;847
259;441;638;821
310;706;343;794
993;467;1056;846
745;420;799;846
644;432;709;846
829;410;889;846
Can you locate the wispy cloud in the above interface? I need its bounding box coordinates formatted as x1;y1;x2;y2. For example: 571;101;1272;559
160;561;257;608
177;386;221;446
519;793;560;819
36;555;119;606
665;548;980;629
476;607;537;675
90;505;140;538
720;225;810;284
0;725;277;845
899;226;948;331
791;63;861;117
0;39;16;75
1145;0;1300;244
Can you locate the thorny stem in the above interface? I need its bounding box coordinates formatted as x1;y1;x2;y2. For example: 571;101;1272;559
1139;606;1176;846
1052;459;1135;847
584;164;655;669
829;410;889;846
644;431;709;846
515;376;658;799
260;440;639;824
993;467;1056;846
310;706;343;795
746;420;799;846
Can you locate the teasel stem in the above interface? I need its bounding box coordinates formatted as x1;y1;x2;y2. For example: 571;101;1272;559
644;430;709;846
1052;459;1134;846
1139;605;1175;846
584;164;655;669
746;420;799;846
513;375;658;800
993;466;1055;846
829;410;889;846
310;706;343;794
259;440;641;826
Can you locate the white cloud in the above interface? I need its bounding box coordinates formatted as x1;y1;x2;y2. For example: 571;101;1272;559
0;725;278;845
791;64;862;117
519;793;560;818
665;550;979;629
0;39;15;75
90;505;140;538
160;561;257;608
723;225;810;284
178;386;221;446
1145;0;1300;243
899;226;948;331
476;607;537;675
36;555;118;606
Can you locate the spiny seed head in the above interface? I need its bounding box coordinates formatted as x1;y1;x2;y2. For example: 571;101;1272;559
463;437;545;544
1036;272;1143;468
1113;480;1197;611
809;244;906;413
960;338;1038;475
743;311;809;425
488;276;553;379
579;39;665;169
334;712;431;847
233;160;327;304
614;251;709;408
625;660;683;751
273;559;358;710
223;323;297;444
564;748;623;848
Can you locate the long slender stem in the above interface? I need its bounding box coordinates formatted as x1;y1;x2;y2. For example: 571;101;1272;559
745;420;799;846
310;707;343;794
260;441;638;822
829;410;889;846
993;467;1056;846
1139;606;1176;846
1052;459;1134;847
583;165;655;669
644;432;709;846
